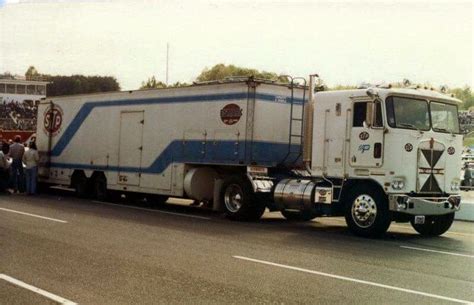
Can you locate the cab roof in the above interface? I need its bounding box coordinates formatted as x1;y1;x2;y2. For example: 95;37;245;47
316;87;461;104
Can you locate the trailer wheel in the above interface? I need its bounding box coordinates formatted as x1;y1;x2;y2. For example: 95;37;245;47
344;185;391;237
75;174;89;198
281;210;317;221
410;213;454;236
93;175;108;201
221;176;265;221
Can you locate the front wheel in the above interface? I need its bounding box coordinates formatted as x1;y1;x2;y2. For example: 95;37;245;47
410;213;455;236
344;185;391;237
221;176;265;221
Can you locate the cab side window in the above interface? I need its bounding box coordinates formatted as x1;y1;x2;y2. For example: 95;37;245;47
353;102;367;127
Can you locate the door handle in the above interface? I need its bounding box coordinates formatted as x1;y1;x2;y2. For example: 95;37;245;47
351;155;357;163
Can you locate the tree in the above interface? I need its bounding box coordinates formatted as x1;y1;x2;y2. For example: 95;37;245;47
46;75;120;96
139;76;189;89
140;76;167;89
449;86;474;110
25;66;40;80
195;64;289;83
22;66;120;96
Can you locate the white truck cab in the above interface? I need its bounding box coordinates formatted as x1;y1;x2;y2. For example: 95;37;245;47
305;86;462;236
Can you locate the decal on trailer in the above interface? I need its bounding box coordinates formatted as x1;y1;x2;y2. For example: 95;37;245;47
220;103;242;125
43;105;63;136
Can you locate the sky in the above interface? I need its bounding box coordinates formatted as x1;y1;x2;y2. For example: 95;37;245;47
0;0;472;90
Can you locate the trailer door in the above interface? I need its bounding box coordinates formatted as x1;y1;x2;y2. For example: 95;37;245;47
118;111;144;186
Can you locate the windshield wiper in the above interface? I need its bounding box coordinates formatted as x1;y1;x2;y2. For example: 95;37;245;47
433;127;456;135
399;123;417;130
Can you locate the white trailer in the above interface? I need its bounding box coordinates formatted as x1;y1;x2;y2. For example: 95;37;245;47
36;76;463;237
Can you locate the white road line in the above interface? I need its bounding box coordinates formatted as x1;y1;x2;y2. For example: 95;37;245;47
92;201;211;220
0;274;77;305
0;207;68;223
233;256;474;305
400;246;474;258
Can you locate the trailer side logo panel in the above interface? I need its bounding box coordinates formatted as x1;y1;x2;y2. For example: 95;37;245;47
220;104;242;125
43;105;63;136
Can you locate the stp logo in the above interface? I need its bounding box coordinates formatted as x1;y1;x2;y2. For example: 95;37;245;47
43;105;63;136
220;104;242;125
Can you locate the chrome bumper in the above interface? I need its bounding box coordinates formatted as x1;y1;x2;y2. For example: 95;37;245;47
388;194;461;215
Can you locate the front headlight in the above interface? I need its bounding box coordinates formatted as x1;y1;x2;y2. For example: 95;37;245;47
391;178;405;190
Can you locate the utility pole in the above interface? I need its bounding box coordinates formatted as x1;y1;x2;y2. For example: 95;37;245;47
166;43;169;85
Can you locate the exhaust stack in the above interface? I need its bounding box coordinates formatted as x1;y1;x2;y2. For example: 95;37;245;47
303;74;318;166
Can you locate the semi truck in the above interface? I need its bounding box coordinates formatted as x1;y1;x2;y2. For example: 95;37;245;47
36;75;463;237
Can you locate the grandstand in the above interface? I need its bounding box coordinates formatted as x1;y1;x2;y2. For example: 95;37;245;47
0;78;48;142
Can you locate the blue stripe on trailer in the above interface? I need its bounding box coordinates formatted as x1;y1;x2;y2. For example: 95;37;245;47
50;92;305;157
49;140;302;174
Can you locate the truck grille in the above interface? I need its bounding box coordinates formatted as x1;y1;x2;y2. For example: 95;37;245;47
417;139;445;193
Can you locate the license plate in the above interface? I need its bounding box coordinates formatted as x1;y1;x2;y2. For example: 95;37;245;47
414;215;425;224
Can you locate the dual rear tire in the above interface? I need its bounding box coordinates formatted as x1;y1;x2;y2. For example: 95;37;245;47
220;176;266;221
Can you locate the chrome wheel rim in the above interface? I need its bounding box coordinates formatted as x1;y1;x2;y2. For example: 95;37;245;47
351;194;377;228
224;184;243;213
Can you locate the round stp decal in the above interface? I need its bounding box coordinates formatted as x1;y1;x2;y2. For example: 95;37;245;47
220;104;242;125
359;132;369;141
405;143;413;152
43;105;63;136
447;147;455;155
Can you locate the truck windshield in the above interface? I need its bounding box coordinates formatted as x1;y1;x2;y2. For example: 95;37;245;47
386;96;460;133
430;101;460;134
386;96;430;131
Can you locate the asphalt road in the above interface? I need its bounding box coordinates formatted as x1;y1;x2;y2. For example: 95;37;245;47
1;193;473;305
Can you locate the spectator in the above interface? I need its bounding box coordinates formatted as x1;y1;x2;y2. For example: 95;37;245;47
23;141;39;195
9;135;25;193
0;142;10;194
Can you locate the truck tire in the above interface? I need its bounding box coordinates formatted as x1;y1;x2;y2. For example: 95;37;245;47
220;176;266;221
344;185;391;237
410;213;455;236
75;175;89;198
281;210;317;221
93;175;108;201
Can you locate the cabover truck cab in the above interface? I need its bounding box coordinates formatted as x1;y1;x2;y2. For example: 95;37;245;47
36;76;462;237
273;78;462;237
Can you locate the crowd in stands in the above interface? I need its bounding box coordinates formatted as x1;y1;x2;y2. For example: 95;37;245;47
0;99;38;131
459;112;474;126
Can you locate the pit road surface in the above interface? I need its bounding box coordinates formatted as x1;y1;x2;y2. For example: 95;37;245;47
1;194;473;305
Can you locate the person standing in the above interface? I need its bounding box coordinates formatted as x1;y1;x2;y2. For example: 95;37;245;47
9;135;25;193
0;142;10;194
23;141;39;195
